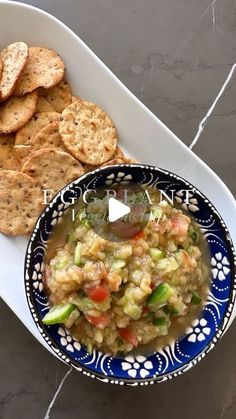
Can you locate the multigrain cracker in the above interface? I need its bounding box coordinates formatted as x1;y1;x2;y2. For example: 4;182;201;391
0;134;20;171
36;96;55;112
22;148;85;195
40;79;72;113
0;92;37;133
31;121;64;152
0;170;42;236
59;101;117;165
14;47;65;95
15;111;60;145
0;42;28;101
83;147;125;173
13;145;32;163
3;154;21;171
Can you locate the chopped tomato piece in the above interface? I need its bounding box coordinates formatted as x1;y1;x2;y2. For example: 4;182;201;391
86;285;110;303
133;230;144;240
119;328;138;347
86;313;110;329
171;216;189;236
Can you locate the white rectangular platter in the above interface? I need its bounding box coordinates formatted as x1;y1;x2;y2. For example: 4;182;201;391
0;0;235;357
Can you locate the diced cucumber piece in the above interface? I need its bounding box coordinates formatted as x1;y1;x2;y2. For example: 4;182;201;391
130;270;143;283
124;304;142;320
54;259;68;270
191;293;202;305
150;248;165;261
189;231;197;241
156;257;179;273
74;243;82;266
87;342;93;354
111;260;126;271
42;303;75;325
147;282;173;307
153;317;167;326
151;207;162;220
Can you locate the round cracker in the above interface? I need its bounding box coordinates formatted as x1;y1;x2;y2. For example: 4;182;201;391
0;91;38;134
40;79;72;113
59;101;117;165
0;170;43;236
22;148;85;195
0;134;20;171
83;147;125;173
15;112;60;145
14;47;65;96
31;121;64;152
0;42;28;101
36;96;55;112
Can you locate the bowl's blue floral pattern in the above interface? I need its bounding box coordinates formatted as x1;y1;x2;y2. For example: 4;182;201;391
24;165;236;385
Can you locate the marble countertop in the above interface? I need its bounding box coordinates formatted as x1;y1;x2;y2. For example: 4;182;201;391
1;0;236;418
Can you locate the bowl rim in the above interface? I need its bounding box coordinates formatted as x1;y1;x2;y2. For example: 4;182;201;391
24;164;236;385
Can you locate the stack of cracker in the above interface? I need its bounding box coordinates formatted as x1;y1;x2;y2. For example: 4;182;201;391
0;42;136;236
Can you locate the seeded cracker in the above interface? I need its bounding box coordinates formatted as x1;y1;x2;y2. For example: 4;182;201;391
22;148;85;196
31;121;65;152
36;96;55;112
40;79;72;113
15;112;60;145
0;42;28;101
0;92;38;133
59;101;117;165
0;134;20;171
83;146;125;172
13;145;32;164
14;47;65;95
0;170;43;236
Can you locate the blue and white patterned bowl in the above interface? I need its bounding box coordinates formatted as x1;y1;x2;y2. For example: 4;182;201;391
24;165;236;385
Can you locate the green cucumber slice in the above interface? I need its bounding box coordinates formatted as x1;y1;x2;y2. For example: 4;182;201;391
191;293;202;305
153;317;167;326
42;303;75;325
74;243;82;266
147;282;173;307
111;260;126;271
149;248;165;261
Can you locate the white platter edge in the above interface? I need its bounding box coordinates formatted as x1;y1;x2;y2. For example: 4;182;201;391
0;1;235;359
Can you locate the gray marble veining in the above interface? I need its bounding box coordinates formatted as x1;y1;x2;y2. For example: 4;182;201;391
1;0;236;418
